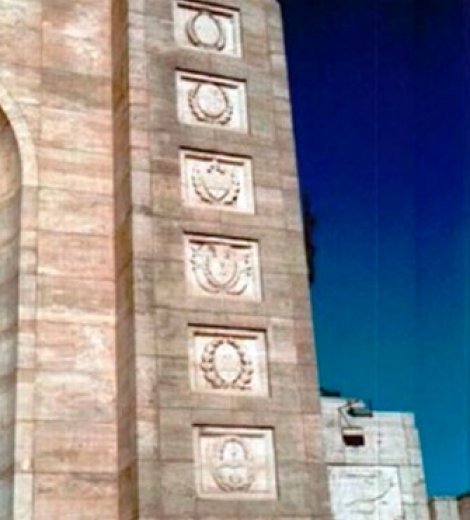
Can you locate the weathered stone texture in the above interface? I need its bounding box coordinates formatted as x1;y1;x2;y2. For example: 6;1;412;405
0;0;120;517
0;0;331;518
125;0;332;518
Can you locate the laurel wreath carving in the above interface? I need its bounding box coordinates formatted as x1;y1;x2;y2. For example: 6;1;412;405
210;436;256;492
186;10;226;51
188;82;234;125
200;338;254;390
192;160;241;206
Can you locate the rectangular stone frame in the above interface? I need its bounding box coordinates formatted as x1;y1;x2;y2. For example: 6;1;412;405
173;0;243;57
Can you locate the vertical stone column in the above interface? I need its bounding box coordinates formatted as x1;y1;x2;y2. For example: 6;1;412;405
30;0;119;517
0;0;122;518
126;0;332;517
0;2;42;516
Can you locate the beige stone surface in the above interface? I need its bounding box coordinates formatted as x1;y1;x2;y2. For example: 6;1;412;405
0;0;122;517
125;0;332;517
0;0;333;518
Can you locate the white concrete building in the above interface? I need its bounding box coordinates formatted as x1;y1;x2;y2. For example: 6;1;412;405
321;397;430;520
429;497;461;520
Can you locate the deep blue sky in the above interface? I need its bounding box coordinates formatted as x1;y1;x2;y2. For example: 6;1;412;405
280;0;470;496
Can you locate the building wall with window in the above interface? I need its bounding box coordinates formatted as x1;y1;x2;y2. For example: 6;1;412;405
321;397;430;520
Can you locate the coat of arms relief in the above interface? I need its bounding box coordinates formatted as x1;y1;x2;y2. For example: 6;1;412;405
177;71;248;131
191;242;252;295
192;159;241;206
200;337;254;391
181;150;254;213
186;236;260;300
188;327;269;396
195;427;277;499
209;436;256;492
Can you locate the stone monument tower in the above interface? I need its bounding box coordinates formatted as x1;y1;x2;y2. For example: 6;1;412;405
0;0;331;517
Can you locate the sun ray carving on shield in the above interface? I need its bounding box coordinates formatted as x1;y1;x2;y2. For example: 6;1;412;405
190;242;253;296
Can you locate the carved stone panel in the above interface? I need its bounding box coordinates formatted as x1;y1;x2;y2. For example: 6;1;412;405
328;467;404;520
188;326;268;396
184;234;261;300
174;1;242;57
193;426;277;500
176;71;248;131
180;149;254;213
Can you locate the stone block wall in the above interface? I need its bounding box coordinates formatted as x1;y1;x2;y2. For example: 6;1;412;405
321;397;430;520
124;0;333;518
0;0;119;517
0;0;333;518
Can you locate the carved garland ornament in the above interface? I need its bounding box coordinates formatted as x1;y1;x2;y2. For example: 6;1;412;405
209;436;256;492
200;338;253;390
192;159;241;206
188;82;233;125
186;10;226;51
190;242;253;296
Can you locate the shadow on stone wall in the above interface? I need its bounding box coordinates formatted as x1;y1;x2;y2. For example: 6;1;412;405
0;107;21;519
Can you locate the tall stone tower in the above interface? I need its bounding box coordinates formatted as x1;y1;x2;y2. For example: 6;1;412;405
0;0;331;518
